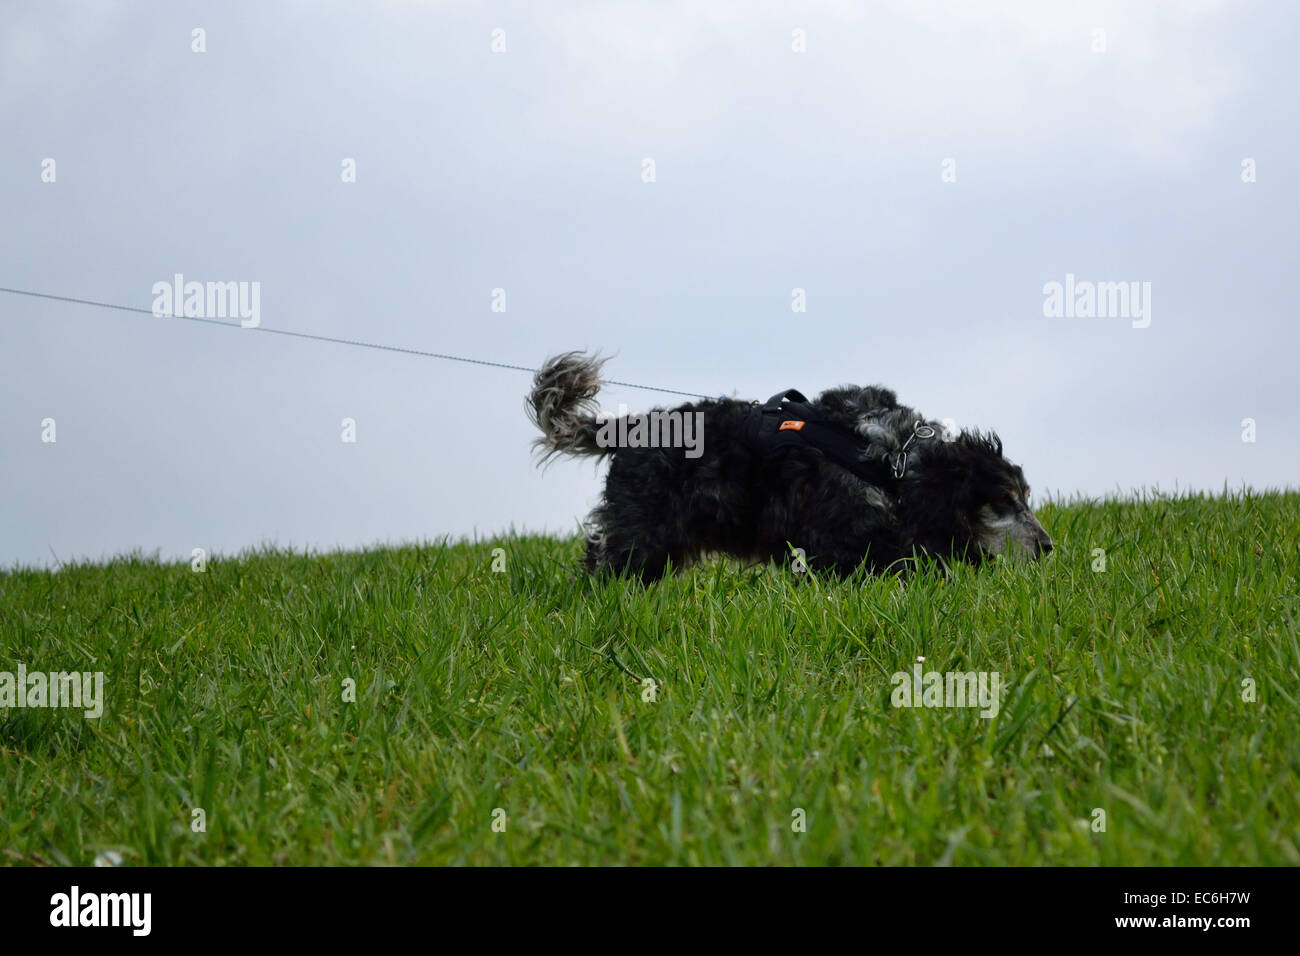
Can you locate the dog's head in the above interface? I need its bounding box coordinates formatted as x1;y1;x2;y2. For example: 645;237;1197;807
900;430;1052;563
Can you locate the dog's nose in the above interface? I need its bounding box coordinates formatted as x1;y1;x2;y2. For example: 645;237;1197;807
1037;537;1053;557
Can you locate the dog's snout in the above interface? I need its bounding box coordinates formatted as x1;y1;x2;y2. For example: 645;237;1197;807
1022;512;1052;558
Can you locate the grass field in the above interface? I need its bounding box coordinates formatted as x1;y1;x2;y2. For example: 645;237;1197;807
2;490;1297;865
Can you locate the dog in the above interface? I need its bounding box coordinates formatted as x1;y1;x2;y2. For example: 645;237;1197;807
527;352;1052;581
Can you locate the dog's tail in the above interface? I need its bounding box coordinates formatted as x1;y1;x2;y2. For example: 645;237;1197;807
526;351;609;462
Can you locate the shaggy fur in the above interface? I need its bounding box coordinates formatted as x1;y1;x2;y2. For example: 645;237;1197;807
527;352;1052;581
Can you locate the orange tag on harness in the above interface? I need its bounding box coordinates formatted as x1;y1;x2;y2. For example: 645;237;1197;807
779;420;806;431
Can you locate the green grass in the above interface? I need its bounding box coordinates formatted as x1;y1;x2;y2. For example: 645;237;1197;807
2;489;1298;865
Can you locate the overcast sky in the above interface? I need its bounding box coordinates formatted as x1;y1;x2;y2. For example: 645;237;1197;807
2;0;1296;569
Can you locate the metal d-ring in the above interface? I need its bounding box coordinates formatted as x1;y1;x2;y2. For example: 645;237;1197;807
890;422;937;479
891;452;907;479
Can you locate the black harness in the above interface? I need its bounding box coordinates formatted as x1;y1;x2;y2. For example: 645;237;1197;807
742;389;883;483
742;389;937;482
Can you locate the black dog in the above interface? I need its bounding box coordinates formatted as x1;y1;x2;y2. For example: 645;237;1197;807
528;352;1052;580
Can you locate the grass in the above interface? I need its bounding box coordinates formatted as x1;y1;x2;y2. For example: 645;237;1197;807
1;489;1297;866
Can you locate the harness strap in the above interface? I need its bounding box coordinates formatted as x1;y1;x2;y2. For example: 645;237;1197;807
743;390;885;483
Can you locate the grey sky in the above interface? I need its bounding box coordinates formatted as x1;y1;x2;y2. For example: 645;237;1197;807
2;1;1296;569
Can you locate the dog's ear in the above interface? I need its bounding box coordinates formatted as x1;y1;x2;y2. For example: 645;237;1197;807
904;439;978;506
894;451;981;560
